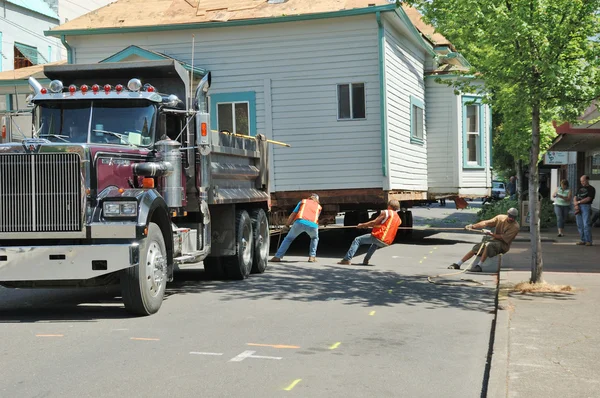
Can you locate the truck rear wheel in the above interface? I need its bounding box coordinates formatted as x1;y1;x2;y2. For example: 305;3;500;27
120;222;167;316
224;210;254;280
251;208;269;274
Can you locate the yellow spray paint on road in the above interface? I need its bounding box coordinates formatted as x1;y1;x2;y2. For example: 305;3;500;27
284;379;302;391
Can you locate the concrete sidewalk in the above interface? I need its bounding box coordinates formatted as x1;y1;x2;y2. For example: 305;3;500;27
487;224;600;398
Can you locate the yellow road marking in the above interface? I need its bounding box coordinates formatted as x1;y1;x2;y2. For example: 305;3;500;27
419;260;423;264
388;289;393;294
36;334;63;337
329;342;341;350
247;343;300;349
434;247;438;250
429;250;434;254
284;379;302;391
369;310;376;316
130;337;160;341
423;256;427;259
397;280;404;284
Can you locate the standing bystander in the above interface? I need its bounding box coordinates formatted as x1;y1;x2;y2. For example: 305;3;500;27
574;175;595;246
552;179;572;237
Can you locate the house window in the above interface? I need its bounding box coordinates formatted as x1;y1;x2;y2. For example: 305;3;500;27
337;83;365;120
14;43;38;69
209;92;256;136
462;96;485;168
410;96;424;144
217;102;250;135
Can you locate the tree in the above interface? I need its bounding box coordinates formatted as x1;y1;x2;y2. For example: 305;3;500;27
407;0;600;282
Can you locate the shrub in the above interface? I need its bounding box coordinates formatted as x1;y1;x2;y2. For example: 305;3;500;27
477;198;557;229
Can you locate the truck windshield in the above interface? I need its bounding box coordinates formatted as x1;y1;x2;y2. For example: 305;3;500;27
38;100;156;147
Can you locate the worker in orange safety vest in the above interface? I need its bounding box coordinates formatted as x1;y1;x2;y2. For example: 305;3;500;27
338;200;401;266
270;193;322;263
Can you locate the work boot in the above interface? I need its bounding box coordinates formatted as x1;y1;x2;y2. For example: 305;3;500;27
308;256;317;262
576;241;586;245
362;261;369;266
448;263;461;270
586;242;593;246
269;257;282;262
337;259;351;265
468;265;482;272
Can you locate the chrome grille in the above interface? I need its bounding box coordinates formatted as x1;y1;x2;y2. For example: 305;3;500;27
0;153;82;232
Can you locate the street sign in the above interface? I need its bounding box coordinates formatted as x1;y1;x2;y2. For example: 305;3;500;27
544;151;569;165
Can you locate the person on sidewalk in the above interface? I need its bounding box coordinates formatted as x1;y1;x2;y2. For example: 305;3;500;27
448;208;520;272
337;200;401;266
574;174;596;246
270;193;322;263
552;179;572;237
507;176;517;200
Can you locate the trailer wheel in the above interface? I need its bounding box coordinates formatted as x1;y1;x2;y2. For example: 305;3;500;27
251;208;269;274
224;210;254;280
120;222;167;316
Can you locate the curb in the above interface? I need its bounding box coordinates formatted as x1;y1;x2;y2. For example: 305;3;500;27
485;271;510;398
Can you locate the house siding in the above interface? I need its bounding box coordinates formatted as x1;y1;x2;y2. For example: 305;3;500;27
0;1;61;73
68;15;383;192
425;79;459;193
382;21;428;192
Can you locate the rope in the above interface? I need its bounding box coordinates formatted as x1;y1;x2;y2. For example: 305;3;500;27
427;241;488;287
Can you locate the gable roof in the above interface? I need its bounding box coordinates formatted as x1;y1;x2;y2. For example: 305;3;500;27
99;45;208;76
45;0;451;48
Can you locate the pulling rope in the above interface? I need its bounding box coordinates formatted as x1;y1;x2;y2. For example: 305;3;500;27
426;240;487;287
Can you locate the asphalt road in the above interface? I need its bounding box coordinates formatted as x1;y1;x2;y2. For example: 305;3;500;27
0;201;498;398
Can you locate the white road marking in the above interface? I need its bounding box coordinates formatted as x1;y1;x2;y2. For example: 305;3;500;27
190;352;224;356
229;350;282;362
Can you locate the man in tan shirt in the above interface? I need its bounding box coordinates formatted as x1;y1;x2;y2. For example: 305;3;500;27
448;208;520;272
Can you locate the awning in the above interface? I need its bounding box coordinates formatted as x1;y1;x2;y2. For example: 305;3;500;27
14;43;39;65
549;132;600;152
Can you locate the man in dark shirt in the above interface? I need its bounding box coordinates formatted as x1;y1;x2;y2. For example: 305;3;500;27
574;175;596;246
507;176;517;200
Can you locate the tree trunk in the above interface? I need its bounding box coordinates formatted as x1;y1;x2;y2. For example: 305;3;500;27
529;102;543;283
515;159;523;212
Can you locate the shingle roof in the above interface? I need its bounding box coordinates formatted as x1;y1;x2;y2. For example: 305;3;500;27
47;0;451;49
0;61;66;81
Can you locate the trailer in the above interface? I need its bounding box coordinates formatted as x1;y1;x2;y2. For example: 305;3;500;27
0;60;271;315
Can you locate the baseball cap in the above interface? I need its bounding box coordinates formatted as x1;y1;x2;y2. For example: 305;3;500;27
507;208;518;218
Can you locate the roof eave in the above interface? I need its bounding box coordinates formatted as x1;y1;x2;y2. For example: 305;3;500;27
44;4;397;37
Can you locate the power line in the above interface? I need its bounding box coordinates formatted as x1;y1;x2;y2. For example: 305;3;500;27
61;0;93;13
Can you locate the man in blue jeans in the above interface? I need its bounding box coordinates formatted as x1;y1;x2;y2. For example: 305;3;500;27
270;193;322;263
574;175;596;246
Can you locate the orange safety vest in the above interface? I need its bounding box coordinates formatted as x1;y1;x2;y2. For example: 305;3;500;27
294;199;322;224
372;210;401;245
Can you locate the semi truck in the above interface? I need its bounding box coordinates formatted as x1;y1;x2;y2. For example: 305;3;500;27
0;60;271;315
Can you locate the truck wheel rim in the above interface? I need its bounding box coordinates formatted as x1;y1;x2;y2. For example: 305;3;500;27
258;218;268;260
146;241;165;297
242;223;253;266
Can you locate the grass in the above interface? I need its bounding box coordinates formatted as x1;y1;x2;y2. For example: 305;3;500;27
511;281;575;294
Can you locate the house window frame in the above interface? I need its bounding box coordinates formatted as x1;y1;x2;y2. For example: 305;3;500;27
410;95;425;145
336;82;366;121
588;152;600;180
209;92;256;136
462;96;485;169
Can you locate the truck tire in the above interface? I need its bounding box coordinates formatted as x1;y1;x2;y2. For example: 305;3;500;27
251;208;269;274
405;211;413;236
224;210;254;280
203;257;226;280
120;222;167;316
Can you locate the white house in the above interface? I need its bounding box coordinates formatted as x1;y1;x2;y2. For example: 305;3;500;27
41;0;491;221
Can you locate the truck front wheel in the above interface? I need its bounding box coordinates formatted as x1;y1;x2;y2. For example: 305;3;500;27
121;222;167;315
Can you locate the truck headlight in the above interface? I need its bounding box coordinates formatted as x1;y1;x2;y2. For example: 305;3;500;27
103;201;138;217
